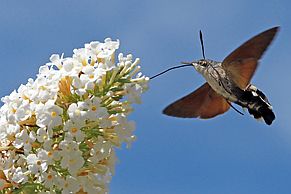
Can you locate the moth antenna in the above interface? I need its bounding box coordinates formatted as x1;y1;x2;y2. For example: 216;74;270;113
199;30;206;59
150;64;193;79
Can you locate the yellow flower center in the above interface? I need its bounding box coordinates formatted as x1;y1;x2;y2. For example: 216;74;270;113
69;158;76;165
51;111;57;117
37;160;42;166
71;127;78;133
91;106;97;111
12;108;17;113
47;174;53;180
22;95;29;100
90;59;95;66
75;109;81;116
89;74;94;79
82;59;87;66
40;86;46;90
48;151;53;157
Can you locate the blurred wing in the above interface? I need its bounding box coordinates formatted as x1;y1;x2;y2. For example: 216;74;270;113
222;26;279;89
163;83;230;119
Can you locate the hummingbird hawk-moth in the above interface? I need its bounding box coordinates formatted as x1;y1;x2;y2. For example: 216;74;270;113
161;27;279;125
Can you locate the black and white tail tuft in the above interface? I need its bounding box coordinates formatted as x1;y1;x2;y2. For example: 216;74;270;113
244;85;275;125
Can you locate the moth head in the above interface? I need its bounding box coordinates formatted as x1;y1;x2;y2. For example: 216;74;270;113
197;59;208;67
191;59;209;73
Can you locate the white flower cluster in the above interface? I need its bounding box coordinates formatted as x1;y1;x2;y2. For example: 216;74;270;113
0;38;148;193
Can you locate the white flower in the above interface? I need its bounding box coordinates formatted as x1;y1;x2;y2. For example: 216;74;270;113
113;114;136;147
36;127;52;143
71;76;87;96
59;140;85;175
63;120;84;142
27;152;48;174
1;91;26;123
79;74;95;91
59;139;79;153
16;154;26;167
13;99;31;122
0;123;20;141
11;167;28;184
78;173;108;194
60;150;84;175
41;169;58;189
0;150;17;172
75;66;107;92
96;38;119;59
35;100;63;129
0;38;148;193
61;58;82;76
59;176;81;194
29;74;60;103
73;47;90;65
0;127;7;142
89;137;112;164
124;83;143;104
43;139;61;162
67;102;87;123
13;129;36;153
85;97;109;121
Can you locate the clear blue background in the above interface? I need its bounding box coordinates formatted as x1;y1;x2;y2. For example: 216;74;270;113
1;1;291;194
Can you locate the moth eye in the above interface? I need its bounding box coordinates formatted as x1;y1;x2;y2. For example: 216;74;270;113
199;60;207;67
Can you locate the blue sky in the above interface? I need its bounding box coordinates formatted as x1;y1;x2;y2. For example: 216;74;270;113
1;0;291;193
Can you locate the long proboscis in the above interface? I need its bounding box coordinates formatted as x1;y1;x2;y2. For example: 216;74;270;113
150;63;193;80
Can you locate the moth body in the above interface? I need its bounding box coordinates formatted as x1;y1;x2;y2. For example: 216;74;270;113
163;27;279;125
192;59;238;102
